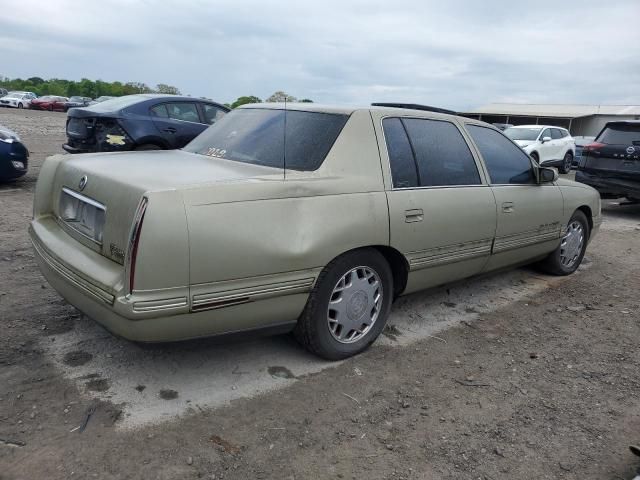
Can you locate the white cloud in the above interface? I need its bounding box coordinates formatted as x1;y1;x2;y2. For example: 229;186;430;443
1;0;638;109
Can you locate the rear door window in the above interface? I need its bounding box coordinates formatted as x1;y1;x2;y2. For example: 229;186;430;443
402;118;481;187
164;102;200;123
202;103;227;125
597;124;640;145
551;128;563;140
466;124;536;185
150;104;169;118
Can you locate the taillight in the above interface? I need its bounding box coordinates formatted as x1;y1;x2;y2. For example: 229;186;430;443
126;197;148;294
583;142;605;153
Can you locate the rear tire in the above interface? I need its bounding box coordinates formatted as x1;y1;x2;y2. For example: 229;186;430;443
537;210;589;276
560;151;573;174
294;248;393;360
17;103;23;109
135;143;162;151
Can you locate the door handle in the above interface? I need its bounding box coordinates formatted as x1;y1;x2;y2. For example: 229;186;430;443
502;202;514;213
405;208;423;223
163;127;177;133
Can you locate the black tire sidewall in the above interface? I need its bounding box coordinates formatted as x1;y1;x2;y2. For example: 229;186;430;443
561;152;573;174
306;250;393;359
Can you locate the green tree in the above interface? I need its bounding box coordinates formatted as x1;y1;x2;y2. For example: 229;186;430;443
266;91;296;103
231;95;261;109
299;98;314;103
156;83;181;95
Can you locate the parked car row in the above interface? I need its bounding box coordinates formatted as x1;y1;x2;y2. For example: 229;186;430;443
0;90;116;110
30;95;93;112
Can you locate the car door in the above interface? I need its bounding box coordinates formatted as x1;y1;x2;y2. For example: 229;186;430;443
150;101;207;148
465;124;563;271
551;128;568;158
375;114;497;295
537;128;555;162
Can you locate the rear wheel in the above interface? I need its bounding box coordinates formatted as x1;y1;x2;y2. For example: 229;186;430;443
135;143;162;151
538;210;589;275
294;248;393;360
560;151;573;174
17;103;23;109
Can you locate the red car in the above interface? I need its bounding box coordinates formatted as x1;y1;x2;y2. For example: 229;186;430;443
30;96;69;112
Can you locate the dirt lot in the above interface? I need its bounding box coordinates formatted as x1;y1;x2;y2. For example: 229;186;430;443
1;108;639;480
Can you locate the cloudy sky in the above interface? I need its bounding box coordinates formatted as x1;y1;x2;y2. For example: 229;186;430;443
1;0;638;110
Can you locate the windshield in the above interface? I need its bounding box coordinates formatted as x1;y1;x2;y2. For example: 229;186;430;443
184;108;350;171
504;127;542;141
69;96;83;102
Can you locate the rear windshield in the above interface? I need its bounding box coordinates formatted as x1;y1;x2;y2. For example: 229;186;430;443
597;124;640;145
85;95;145;112
184;108;350;171
503;127;541;141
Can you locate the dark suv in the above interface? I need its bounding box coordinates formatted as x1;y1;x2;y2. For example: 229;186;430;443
63;94;229;153
576;121;640;202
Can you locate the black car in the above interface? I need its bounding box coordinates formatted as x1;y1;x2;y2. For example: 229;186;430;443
0;125;29;181
63;94;230;153
64;96;92;110
576;121;640;202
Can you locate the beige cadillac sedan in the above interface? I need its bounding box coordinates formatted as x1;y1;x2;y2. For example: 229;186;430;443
30;104;601;360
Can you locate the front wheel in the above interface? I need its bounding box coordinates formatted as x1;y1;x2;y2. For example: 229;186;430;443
17;103;23;109
538;210;589;275
294;248;393;360
560;151;573;174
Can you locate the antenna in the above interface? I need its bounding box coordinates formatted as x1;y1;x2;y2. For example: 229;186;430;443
283;96;287;181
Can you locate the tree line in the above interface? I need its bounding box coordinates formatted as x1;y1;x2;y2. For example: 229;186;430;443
0;76;312;107
0;76;180;98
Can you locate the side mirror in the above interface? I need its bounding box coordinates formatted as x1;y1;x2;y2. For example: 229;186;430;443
541;136;552;143
538;166;558;184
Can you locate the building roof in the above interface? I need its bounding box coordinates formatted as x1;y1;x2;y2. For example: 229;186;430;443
466;103;640;118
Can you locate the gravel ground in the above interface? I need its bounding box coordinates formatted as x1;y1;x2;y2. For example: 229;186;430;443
0;108;639;480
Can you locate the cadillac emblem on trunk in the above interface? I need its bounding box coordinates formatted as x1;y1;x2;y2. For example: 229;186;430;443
79;175;88;191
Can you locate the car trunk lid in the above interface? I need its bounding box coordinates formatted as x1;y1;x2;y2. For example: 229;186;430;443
50;150;282;264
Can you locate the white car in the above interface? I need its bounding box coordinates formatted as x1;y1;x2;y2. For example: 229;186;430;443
0;91;36;109
504;125;576;174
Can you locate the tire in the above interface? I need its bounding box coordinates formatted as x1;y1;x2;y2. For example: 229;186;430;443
48;105;53;111
530;152;539;164
135;143;162;151
560;151;573;174
294;248;393;360
17;103;23;109
538;210;589;276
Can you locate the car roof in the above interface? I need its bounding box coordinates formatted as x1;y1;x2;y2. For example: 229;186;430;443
133;94;217;102
508;124;568;130
238;103;480;123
